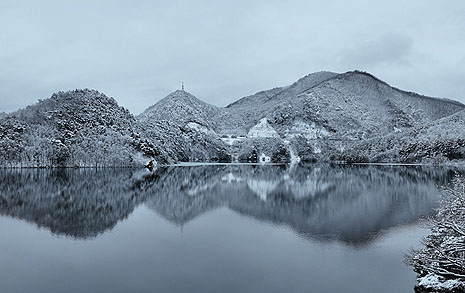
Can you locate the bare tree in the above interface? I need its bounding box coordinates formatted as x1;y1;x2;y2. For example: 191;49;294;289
406;176;465;291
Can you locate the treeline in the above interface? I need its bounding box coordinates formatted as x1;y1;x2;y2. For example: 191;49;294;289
0;89;152;168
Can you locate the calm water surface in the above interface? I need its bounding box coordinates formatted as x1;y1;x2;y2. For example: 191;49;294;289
0;164;461;293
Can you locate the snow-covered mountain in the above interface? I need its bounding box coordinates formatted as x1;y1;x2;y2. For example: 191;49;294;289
139;90;227;129
137;91;230;163
1;70;464;166
0;89;162;167
139;70;465;163
136;118;230;163
225;71;463;137
226;71;463;158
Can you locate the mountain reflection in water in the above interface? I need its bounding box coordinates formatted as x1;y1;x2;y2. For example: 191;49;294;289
0;164;459;245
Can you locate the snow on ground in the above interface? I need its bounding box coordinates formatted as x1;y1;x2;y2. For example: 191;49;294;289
247;118;280;138
259;153;271;163
285;121;330;140
132;152;155;167
186;122;217;136
220;136;246;146
313;143;322;154
418;274;464;292
283;140;301;163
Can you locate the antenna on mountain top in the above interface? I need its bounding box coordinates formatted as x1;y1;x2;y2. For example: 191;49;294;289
182;82;184;91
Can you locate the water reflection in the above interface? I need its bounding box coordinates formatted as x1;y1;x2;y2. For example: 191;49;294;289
0;164;460;245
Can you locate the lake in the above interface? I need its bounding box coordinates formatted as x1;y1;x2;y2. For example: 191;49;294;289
0;164;461;293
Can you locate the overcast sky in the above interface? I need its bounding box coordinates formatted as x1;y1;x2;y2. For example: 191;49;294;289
1;0;464;114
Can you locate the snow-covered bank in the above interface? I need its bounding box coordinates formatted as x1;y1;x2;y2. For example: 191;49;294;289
416;274;464;293
407;177;465;292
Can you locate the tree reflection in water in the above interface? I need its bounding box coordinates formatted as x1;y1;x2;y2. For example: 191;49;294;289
0;164;460;245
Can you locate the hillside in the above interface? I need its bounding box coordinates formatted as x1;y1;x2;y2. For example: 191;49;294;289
227;71;338;109
137;118;230;163
1;70;464;166
332;109;465;163
0;89;162;167
228;71;465;162
138;90;227;129
227;71;463;138
140;71;464;163
218;71;340;134
137;90;231;163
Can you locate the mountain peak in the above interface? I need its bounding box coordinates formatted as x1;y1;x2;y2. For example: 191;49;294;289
138;89;222;127
149;89;214;111
293;71;338;85
164;89;198;100
169;89;188;95
339;70;391;85
45;88;120;108
51;88;105;99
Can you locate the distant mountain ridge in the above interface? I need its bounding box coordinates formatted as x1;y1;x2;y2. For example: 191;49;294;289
138;70;465;164
142;71;463;137
227;71;339;108
1;70;464;166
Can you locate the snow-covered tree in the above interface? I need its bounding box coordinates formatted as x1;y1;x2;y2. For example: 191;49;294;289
406;177;465;292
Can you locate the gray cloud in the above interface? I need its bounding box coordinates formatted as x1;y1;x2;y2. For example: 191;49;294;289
339;34;413;68
0;0;464;114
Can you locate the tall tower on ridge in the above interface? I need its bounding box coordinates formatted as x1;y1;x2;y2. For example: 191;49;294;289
182;82;184;91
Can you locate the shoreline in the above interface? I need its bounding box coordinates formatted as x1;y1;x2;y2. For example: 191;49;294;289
1;160;465;169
